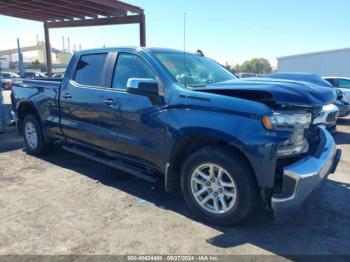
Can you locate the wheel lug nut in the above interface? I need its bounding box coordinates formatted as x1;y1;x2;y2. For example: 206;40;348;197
206;182;211;186
214;192;218;196
211;178;215;182
219;188;223;193
208;189;212;193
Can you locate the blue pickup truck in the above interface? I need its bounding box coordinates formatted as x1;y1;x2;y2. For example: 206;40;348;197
10;47;341;225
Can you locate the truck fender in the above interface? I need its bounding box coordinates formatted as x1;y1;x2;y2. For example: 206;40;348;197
164;127;254;192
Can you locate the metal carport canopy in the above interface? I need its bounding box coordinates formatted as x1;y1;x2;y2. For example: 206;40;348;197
0;0;146;76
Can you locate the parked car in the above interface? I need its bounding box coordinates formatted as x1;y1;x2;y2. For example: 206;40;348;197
20;71;48;79
51;73;65;79
0;72;20;79
0;72;20;90
0;76;12;90
313;104;339;133
10;47;341;225
237;72;257;78
323;77;350;117
263;72;339;132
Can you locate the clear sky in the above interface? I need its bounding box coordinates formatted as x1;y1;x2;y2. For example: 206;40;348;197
0;0;349;66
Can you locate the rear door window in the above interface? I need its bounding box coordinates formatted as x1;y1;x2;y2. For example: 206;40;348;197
74;53;108;87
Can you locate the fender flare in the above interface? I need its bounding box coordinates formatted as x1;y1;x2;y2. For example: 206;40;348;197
164;127;254;192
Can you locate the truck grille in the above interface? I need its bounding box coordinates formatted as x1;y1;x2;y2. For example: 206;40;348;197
305;125;321;155
326;111;338;123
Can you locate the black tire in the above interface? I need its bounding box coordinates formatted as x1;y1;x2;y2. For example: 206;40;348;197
22;114;50;155
180;146;258;226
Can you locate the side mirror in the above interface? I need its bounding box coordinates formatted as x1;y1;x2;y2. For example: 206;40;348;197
126;78;159;96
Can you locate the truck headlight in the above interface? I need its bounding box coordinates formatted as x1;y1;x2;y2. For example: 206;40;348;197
262;111;312;157
262;112;312;130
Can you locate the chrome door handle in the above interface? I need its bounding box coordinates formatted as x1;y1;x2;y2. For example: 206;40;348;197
63;93;72;99
103;98;117;106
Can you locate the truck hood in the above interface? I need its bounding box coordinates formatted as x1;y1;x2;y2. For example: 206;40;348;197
195;77;336;108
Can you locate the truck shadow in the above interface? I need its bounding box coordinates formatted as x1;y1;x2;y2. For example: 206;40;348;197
334;131;350;145
207;179;350;255
0;131;24;153
337;118;350;126
34;146;350;256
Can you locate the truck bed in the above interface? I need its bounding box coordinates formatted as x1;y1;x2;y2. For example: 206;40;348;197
12;78;62;139
13;78;62;89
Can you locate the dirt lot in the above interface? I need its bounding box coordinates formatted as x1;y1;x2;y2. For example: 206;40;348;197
0;118;349;256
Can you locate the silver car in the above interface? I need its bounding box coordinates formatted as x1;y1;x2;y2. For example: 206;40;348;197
324;77;350;117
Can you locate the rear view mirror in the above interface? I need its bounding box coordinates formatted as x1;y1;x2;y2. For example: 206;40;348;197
126;78;159;96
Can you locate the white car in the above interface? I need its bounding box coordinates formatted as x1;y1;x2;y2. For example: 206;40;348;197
314;104;339;133
0;76;12;90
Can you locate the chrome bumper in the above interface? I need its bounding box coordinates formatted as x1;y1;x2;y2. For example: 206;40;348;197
271;126;341;219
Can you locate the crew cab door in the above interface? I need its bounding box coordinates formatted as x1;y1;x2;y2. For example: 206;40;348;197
59;52;110;147
99;52;166;170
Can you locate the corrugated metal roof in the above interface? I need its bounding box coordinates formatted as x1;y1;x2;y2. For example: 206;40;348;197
0;0;143;22
278;47;350;60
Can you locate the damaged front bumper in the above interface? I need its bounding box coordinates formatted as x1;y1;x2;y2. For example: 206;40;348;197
271;126;341;219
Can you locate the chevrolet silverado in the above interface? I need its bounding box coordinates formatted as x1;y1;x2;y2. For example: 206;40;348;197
10;47;341;225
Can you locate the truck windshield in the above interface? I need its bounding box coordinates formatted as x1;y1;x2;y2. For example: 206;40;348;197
154;52;237;88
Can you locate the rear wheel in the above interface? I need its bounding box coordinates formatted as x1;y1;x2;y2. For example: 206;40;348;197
23;114;50;155
181;147;257;226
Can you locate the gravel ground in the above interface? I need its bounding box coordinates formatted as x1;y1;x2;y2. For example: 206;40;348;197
0;118;349;256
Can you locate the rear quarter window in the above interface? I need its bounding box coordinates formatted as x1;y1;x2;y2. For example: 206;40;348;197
74;53;108;86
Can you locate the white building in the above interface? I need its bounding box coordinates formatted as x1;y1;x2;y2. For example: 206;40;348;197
0;57;9;70
0;42;72;66
277;48;350;78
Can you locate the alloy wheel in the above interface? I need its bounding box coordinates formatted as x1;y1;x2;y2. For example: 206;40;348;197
190;163;237;214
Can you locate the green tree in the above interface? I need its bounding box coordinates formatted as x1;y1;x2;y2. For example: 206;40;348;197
232;64;241;73
239;58;272;74
225;63;233;73
225;62;241;74
29;60;42;69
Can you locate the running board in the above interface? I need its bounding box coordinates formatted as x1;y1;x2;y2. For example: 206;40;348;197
62;145;157;183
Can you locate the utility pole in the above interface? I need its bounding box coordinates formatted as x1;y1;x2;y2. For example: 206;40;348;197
68;37;71;53
62;36;66;52
44;22;52;77
17;38;24;77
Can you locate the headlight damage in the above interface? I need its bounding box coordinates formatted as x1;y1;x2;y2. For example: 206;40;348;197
262;112;312;157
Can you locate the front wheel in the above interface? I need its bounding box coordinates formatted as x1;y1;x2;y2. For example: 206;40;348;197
23;114;50;155
181;147;258;226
